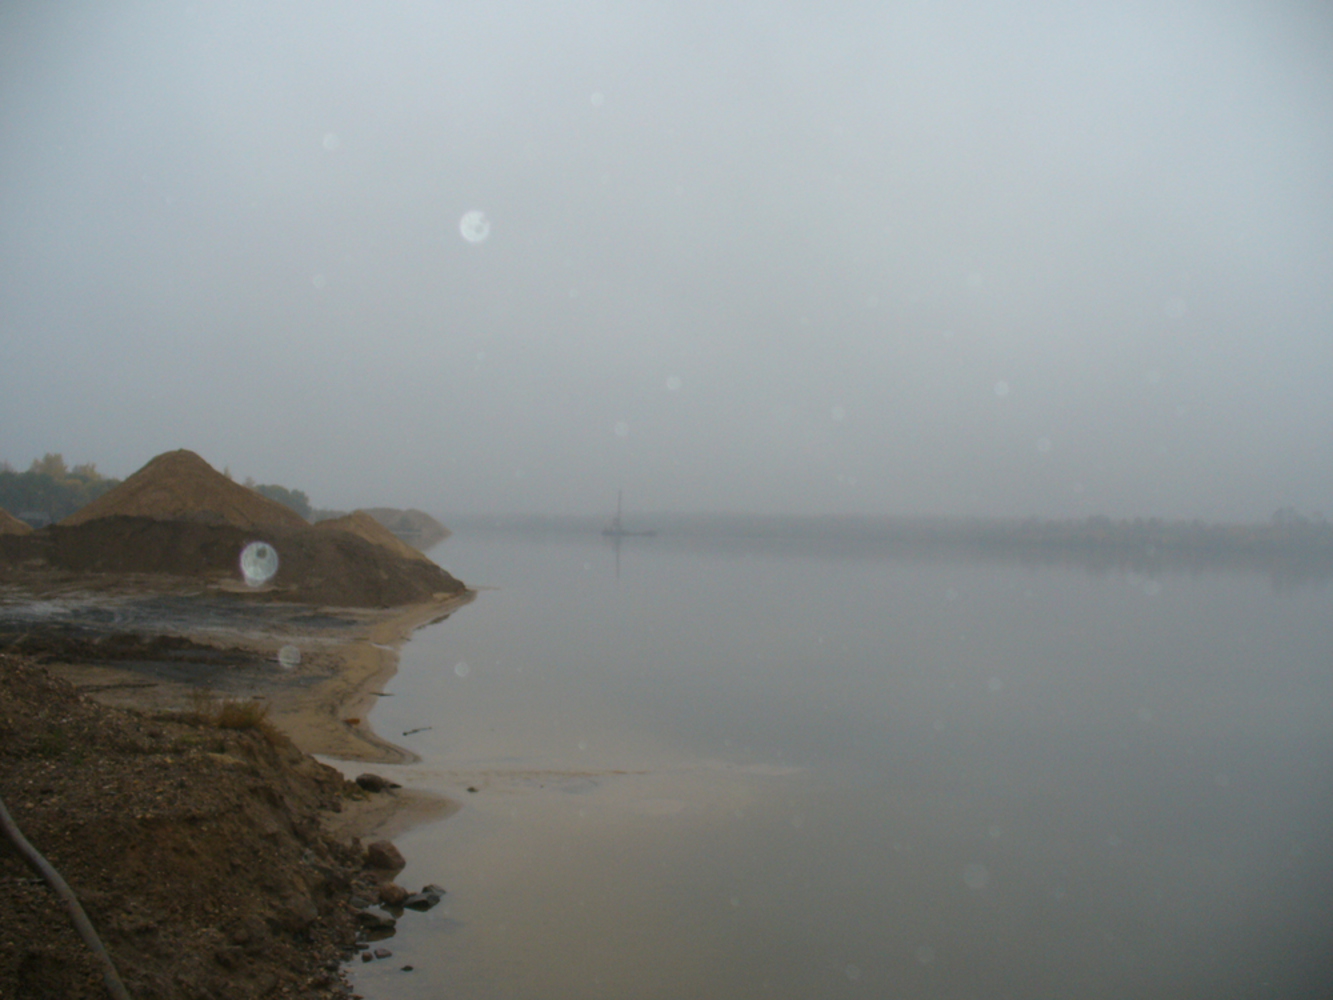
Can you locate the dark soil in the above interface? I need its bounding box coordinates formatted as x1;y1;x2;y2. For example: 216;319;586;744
0;653;385;999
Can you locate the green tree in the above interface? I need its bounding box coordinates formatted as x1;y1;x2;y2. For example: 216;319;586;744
253;483;313;520
28;453;68;479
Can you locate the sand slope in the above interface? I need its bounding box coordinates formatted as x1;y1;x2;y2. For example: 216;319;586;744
317;510;432;563
0;507;31;535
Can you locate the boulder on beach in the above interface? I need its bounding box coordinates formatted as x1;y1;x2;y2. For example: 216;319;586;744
0;507;32;536
59;449;308;529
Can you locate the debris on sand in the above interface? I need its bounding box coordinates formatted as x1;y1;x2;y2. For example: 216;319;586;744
59;449;308;530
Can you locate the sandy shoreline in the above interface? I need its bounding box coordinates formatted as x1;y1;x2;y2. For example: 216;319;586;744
261;591;475;764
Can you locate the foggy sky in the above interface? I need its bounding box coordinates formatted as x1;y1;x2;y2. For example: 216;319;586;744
3;1;1331;520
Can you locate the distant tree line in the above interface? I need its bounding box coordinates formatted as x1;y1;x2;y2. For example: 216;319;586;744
0;454;121;524
245;479;313;521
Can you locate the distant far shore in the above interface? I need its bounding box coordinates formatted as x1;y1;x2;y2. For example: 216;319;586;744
445;511;1333;586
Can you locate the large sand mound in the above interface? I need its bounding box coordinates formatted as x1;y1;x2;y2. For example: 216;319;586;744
60;449;308;529
0;508;31;536
317;510;432;563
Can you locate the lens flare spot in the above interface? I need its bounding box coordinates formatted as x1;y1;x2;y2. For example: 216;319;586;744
459;210;491;243
239;542;279;587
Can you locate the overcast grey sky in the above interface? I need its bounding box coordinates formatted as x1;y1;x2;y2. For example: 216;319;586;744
2;1;1331;519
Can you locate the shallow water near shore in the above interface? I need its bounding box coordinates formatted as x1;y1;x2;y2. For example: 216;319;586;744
350;530;1333;999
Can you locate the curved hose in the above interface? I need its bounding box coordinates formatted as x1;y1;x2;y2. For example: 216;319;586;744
0;792;133;1000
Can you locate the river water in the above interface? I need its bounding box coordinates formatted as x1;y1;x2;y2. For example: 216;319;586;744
348;530;1333;999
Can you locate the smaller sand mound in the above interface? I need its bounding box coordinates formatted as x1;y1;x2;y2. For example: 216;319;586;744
0;508;32;536
362;508;449;550
61;450;308;530
316;511;432;563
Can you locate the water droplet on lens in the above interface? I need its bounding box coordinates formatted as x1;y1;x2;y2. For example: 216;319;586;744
277;645;301;669
311;273;327;289
590;91;605;107
459;210;491;243
322;132;340;151
454;661;471;678
613;420;630;438
665;375;682;391
239;542;279;587
962;863;990;889
993;380;1010;398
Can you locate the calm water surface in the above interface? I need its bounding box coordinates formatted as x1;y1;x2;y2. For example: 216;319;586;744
349;531;1333;999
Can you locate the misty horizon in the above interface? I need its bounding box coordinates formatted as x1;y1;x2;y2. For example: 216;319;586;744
3;2;1331;521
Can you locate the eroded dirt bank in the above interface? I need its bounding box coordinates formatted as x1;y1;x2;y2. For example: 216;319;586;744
0;588;473;999
1;653;372;998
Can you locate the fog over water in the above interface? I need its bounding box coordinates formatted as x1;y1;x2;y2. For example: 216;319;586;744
2;1;1332;519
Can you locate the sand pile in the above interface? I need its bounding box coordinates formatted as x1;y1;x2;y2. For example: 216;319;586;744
60;449;308;529
0;507;31;536
317;511;432;563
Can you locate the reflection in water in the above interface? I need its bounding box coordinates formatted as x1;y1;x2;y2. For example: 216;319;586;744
352;531;1333;1000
